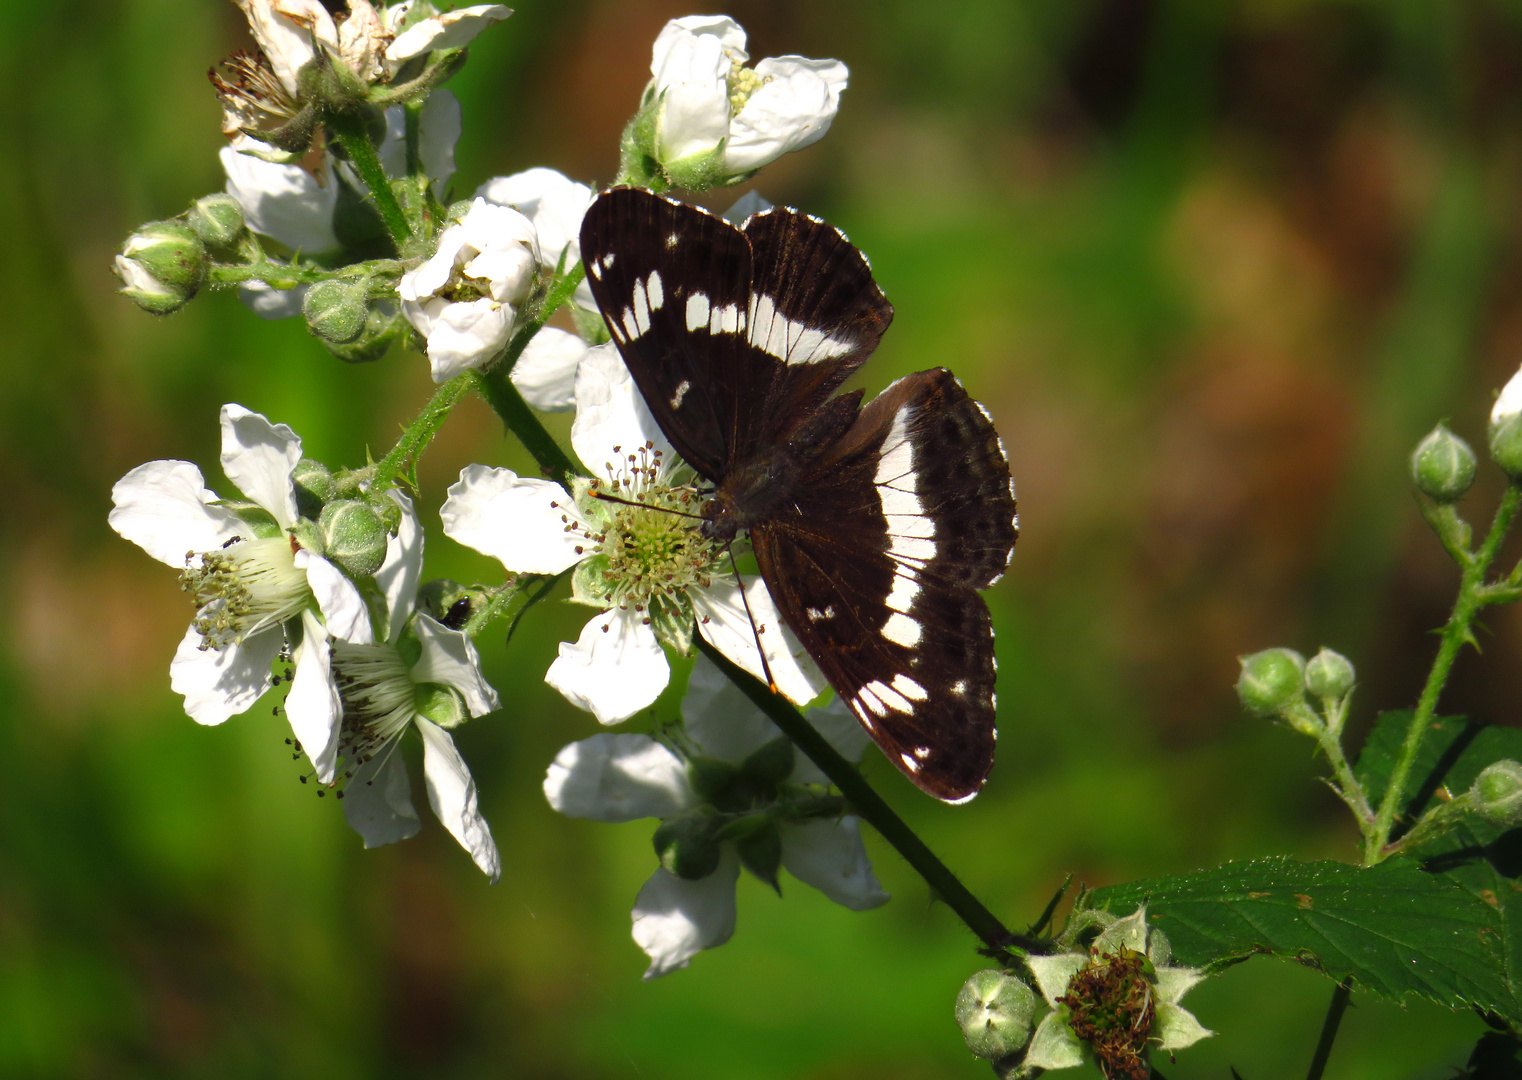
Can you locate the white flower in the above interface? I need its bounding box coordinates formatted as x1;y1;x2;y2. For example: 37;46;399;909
1493;365;1522;426
476;167;597;313
440;342;826;725
544;654;887;978
1024;907;1212;1075
646;15;848;181
398;197;540;382
107;405;372;782
334;492;502;879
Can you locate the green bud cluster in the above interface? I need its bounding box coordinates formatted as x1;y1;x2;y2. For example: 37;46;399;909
114;221;207;315
1235;648;1306;719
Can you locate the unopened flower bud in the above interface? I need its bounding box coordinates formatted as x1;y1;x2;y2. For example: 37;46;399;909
1235;648;1306;718
653;809;724;880
1411;423;1477;502
304;280;370;344
1471;760;1522;826
955;969;1038;1060
292;459;335;518
318;498;389;577
1304;648;1355;702
1490;368;1522;479
187;193;246;246
114;221;207;314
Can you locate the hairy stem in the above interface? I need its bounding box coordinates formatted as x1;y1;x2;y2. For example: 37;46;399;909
473;371;580;489
370;373;474;491
1306;980;1352;1080
330;122;411;247
1368;483;1522;863
695;636;1036;956
209;258;410;289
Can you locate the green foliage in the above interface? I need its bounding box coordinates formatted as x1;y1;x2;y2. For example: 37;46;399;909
1354;710;1475;813
1085;856;1510;1016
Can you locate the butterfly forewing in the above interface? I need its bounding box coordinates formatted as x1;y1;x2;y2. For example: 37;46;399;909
752;369;1014;801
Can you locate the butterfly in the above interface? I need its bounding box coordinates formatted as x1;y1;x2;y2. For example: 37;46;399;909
578;187;1017;803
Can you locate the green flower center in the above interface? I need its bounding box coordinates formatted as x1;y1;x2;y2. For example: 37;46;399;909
727;55;771;117
180;535;311;649
571;443;724;621
331;641;416;757
1056;947;1157;1080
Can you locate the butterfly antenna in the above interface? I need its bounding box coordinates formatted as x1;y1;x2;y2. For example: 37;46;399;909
726;538;779;695
588;488;707;521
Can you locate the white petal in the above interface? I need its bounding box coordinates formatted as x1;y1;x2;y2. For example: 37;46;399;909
440;464;588;574
631;849;740;979
545;609;669;725
476;168;594;274
781;817;888;910
341;742;421;847
384;4;511;65
114;255;174;297
418;718;500;881
238;281;307;320
650;29;732;163
1026;952;1088;1008
373;490;424;640
400;226;470;300
220;147;339;252
1024;1011;1087;1071
511;327;588;411
417;89;462;194
651;16;747;71
300;552;372;644
1155;1000;1213;1051
286;609;342;783
169;621;279;725
681;651;791;764
336;0;386;82
424;298;514;382
569;341;676;484
543;733;693;822
219;403;301;527
1495;365;1522;423
109;460;245;568
722;190;773;225
235;0;336;94
692;575;827;708
724;57;847;174
410;613;499;717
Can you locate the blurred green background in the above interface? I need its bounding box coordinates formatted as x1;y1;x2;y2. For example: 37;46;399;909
3;0;1522;1075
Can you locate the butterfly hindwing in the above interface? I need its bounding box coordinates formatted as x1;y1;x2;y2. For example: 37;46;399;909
752;369;1016;802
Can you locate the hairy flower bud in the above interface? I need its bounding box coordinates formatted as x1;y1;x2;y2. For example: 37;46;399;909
1304;647;1355;703
303;279;370;344
1471;760;1522;827
291;458;335;518
318;498;389;577
1235;648;1306;718
114;221;207;314
1411;423;1477;502
956;969;1038;1060
187;193;247;246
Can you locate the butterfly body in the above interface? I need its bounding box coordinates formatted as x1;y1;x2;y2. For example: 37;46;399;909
580;188;1017;803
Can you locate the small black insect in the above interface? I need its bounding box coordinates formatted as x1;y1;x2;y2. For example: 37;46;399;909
580;188;1017;802
441;596;472;631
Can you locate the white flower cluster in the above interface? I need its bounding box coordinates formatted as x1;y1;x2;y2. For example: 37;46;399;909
114;4;868;972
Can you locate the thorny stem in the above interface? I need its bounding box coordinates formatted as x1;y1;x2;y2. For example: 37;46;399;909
1305;980;1352;1080
208;258;411;289
1286;702;1377;845
369;373;474;492
1368;482;1522;864
694;636;1040;957
473;370;580;490
330;122;411;247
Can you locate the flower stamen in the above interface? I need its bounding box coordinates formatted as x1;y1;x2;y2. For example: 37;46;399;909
181;536;311;649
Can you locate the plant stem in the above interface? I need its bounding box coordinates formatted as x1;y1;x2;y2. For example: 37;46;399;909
1305;980;1352;1080
209;258;410;289
472;370;580;489
331;122;411;247
370;372;474;491
1368;483;1522;863
694;636;1037;956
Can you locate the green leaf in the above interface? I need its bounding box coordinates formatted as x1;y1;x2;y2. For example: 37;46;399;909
1354;710;1472;813
1085;856;1509;1015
